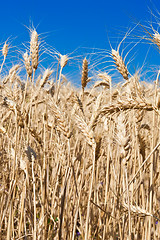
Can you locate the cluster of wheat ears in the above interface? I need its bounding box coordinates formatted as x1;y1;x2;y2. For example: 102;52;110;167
0;24;160;240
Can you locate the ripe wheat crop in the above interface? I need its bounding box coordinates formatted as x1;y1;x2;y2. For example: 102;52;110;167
0;24;160;240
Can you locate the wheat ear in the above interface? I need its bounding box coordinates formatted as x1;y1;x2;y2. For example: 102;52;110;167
3;65;20;84
30;30;39;70
60;54;68;68
50;103;71;139
2;41;8;58
98;72;112;103
30;29;39;83
56;54;68;102
39;69;53;88
153;32;160;49
23;52;32;78
75;114;95;146
112;49;129;80
81;57;90;100
0;41;8;74
116;113;130;164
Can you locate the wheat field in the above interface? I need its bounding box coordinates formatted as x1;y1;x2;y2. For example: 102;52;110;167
0;27;160;240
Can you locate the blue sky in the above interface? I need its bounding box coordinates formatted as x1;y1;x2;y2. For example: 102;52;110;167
1;0;160;85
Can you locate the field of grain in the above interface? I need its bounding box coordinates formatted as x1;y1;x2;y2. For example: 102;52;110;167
0;27;160;240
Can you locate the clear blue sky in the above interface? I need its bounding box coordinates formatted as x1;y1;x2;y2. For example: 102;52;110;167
1;0;160;85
